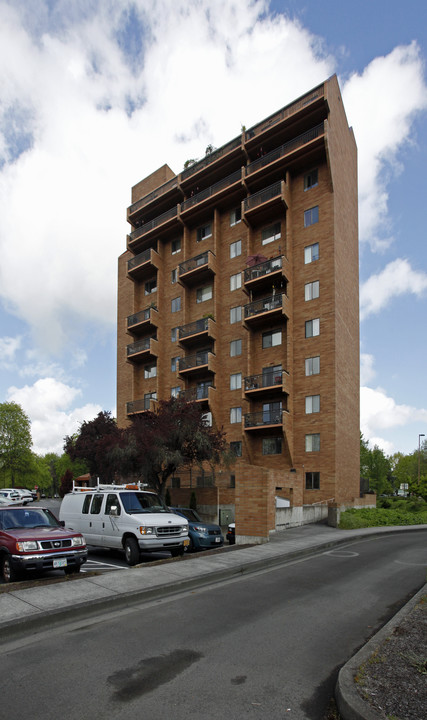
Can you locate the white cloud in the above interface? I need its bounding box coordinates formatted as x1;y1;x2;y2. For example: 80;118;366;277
0;335;22;364
361;385;427;450
342;42;427;251
360;353;376;385
360;258;427;320
7;377;101;454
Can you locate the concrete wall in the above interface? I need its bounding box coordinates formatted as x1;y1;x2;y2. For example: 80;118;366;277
274;504;329;531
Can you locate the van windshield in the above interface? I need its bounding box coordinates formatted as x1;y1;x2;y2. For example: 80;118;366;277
119;492;169;514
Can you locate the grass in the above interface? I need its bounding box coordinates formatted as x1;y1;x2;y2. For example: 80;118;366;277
339;497;427;529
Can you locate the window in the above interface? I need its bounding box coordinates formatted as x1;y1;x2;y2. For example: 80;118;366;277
90;494;103;514
105;494;120;515
262;365;282;386
230;272;242;291
304;169;318;191
305;433;320;452
305;395;320;413
305;355;320;376
196;285;213;303
171;327;178;342
171;356;180;372
202;411;212;427
305;471;320;489
171;296;181;313
230;441;242;457
230;207;241;226
262;222;281;245
305;318;320;338
144;391;157;409
171;385;181;398
230;406;242;423
171;268;177;284
262;437;282;455
230;372;242;390
144;363;157;379
171;477;181;489
304;206;319;227
82;495;91;514
230;475;236;488
171;238;181;254
230;239;242;258
230;339;242;356
304;243;319;264
197;223;212;242
230;305;242;324
262;330;282;348
145;278;157;295
305;280;319;301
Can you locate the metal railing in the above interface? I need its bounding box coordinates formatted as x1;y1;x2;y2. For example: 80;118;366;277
181;170;241;212
245;85;323;141
244;293;283;319
126;337;155;357
244;410;283;428
244;370;283;391
127;306;157;328
179;251;210;276
179;385;212;402
179;351;210;371
180;137;242;180
246;123;324;176
128;177;179;216
178;317;209;340
127;247;157;272
244;256;282;283
244;181;281;211
129;205;178;241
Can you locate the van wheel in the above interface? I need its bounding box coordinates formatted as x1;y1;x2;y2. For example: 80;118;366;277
2;554;17;583
124;537;140;566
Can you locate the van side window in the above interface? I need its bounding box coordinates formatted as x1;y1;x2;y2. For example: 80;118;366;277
82;495;91;514
105;494;121;516
90;494;103;514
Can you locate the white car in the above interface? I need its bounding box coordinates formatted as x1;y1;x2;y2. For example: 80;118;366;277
13;489;34;504
0;490;21;505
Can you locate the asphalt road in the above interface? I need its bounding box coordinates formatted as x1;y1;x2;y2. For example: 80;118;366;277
1;531;426;720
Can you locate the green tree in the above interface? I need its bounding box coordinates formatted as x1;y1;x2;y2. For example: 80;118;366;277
64;411;121;482
360;433;391;495
0;402;32;487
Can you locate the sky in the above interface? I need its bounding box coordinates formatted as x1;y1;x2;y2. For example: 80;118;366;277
0;0;426;458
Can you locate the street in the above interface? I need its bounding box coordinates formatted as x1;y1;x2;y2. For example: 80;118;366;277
1;530;426;720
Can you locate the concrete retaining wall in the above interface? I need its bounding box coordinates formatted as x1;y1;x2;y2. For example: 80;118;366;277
274;504;329;531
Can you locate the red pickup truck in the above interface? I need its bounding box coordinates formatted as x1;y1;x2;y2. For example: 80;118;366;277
0;506;87;583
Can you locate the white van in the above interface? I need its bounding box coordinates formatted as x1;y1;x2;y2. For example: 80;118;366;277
59;483;189;565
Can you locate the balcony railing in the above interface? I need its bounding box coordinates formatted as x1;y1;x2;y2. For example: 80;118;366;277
179;351;210;371
181;170;241;212
245;85;323;141
128;177;179;216
126;337;155;357
128;205;178;242
179;251;209;276
126;397;156;414
178;317;209;340
127;306;157;328
179;385;212;402
244;293;283;319
246;123;324;176
244;410;283;428
244;256;283;283
180;137;242;180
244;181;281;212
244;370;284;391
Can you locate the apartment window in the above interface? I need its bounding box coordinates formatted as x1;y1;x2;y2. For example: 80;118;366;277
230;441;242;457
230;372;242;390
305;356;320;376
230;475;236;488
305;433;320;452
305;318;320;338
262;222;281;245
304;169;318;190
262;329;282;348
230;239;242;258
171;386;181;398
197;223;212;242
305;471;320;489
144;392;157;410
202;411;212;427
304;243;319;264
230;406;242;424
171;296;181;313
171;268;177;284
171;238;181;254
305;395;320;414
230;339;242;356
263;365;282;386
230;207;241;226
305;280;319;301
171;476;181;489
196;285;213;303
304;206;319;227
230;305;242;324
171;356;180;372
171;327;178;342
144;363;157;379
230;272;242;291
262;437;282;455
145;278;157;295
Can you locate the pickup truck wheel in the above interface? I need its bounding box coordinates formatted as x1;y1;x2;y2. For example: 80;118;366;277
124;537;140;566
64;565;81;575
1;554;17;583
170;547;185;558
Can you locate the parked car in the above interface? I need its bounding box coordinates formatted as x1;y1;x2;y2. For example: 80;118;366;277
0;497;12;506
0;490;21;505
226;522;235;544
0;506;87;583
169;508;224;552
6;488;33;505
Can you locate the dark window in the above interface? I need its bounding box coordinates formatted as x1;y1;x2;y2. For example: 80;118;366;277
304;206;319;227
304;169;318;190
230;441;242;457
90;494;103;514
105;494;121;515
82;495;91;514
305;472;320;489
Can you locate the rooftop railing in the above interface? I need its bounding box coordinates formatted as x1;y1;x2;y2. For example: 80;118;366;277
128;177;179;216
246;123;324;176
245;85;323;141
244;293;283;319
244;181;282;212
244;256;282;283
181;170;242;212
180;137;242;180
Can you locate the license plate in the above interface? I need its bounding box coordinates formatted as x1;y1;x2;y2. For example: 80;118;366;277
183;538;190;546
215;537;221;543
53;558;67;568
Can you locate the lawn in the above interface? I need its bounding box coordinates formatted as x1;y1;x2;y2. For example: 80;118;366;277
339;497;427;529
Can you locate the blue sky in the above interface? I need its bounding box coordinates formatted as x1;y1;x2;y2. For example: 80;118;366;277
0;0;426;457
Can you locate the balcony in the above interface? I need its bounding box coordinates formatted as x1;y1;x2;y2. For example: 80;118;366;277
243;181;287;224
126;336;158;363
127;205;181;251
178;351;216;377
244;255;288;292
127;177;181;221
180;170;242;219
244;409;283;430
179;384;214;404
127;306;159;335
180;136;243;184
245;123;325;182
178;250;216;286
244;370;289;397
127;247;160;281
126;396;157;416
243;293;289;326
178;317;216;347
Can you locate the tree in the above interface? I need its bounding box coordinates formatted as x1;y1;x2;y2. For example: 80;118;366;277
0;402;32;487
360;433;392;495
64;411;121;482
125;398;226;499
59;469;73;498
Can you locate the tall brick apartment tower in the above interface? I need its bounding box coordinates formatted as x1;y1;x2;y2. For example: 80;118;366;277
117;75;360;541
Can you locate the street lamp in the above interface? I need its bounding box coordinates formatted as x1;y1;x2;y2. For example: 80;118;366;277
418;434;425;485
